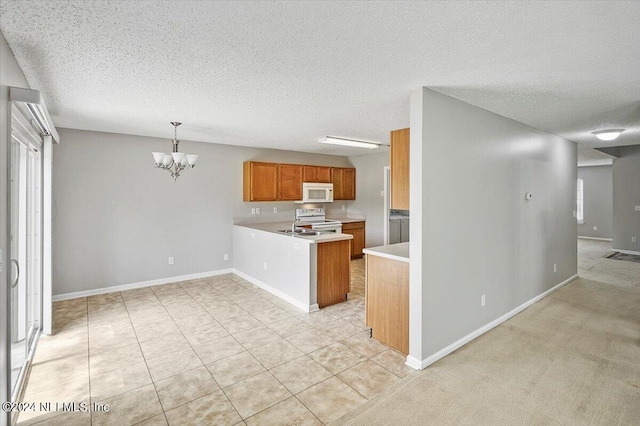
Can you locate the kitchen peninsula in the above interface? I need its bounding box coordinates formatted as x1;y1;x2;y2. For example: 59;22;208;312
233;221;353;312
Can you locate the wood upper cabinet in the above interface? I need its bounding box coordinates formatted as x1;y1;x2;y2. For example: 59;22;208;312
303;166;318;183
343;168;356;200
278;164;303;201
331;168;345;200
303;166;332;183
342;221;365;259
244;162;354;201
317;166;332;183
390;128;410;210
331;167;356;200
243;161;278;201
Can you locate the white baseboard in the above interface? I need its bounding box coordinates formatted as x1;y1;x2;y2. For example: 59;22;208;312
411;273;579;370
232;269;315;313
52;269;235;301
578;236;613;241
405;355;423;370
612;248;640;256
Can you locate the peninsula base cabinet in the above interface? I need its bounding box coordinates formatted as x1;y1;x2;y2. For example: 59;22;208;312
365;253;409;354
317;239;351;308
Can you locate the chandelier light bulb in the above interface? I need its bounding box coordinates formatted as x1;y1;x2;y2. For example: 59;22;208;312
152;122;198;181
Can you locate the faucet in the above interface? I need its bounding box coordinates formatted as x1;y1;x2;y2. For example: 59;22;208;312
291;219;300;233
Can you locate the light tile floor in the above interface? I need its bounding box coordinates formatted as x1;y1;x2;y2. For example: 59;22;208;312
18;259;415;425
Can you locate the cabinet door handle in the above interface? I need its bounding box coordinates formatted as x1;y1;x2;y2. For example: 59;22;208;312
11;259;20;288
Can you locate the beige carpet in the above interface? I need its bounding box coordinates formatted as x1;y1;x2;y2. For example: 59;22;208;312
336;240;640;425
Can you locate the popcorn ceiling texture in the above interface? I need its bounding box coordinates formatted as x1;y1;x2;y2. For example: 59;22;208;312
0;1;639;157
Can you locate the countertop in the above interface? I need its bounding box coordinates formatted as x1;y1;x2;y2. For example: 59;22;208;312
363;242;410;263
389;215;410;221
326;216;366;224
234;221;353;243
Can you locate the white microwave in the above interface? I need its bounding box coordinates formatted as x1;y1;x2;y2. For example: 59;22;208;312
298;182;334;203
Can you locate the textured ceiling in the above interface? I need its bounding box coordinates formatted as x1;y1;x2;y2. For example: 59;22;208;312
1;1;639;156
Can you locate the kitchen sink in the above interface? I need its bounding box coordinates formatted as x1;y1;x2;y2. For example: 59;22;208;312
277;229;319;236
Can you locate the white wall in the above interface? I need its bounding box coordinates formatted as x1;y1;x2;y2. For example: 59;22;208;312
612;146;640;252
577;165;613;239
410;88;577;366
52;128;356;296
346;151;389;247
1;29;31;423
233;226;316;311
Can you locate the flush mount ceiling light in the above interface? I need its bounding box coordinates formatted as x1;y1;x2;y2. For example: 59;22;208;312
591;129;625;141
152;122;198;181
318;136;381;149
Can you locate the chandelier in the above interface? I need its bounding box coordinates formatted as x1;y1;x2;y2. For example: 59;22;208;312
152;122;198;181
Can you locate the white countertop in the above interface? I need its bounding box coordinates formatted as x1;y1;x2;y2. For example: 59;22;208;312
363;242;410;263
234;221;353;243
389;215;410;221
327;216;366;224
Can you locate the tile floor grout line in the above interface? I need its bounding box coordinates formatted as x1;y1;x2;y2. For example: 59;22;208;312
118;289;165;424
290;394;326;425
178;277;324;422
167;278;245;421
42;263;407;425
84;297;95;426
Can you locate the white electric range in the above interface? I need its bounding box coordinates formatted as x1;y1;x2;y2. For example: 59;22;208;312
295;208;343;233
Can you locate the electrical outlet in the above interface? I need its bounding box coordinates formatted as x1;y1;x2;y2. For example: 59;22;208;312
573;210;576;218
481;295;486;307
273;207;278;213
633;237;637;243
593;226;597;231
263;262;267;270
380;190;384;197
223;254;229;261
554;264;557;273
251;233;255;239
251;208;256;214
635;206;640;211
168;257;174;265
342;205;346;211
256;208;261;214
293;243;300;250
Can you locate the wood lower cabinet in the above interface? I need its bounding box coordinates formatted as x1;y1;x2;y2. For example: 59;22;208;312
391;128;410;210
317;239;351;308
342;221;365;259
331;167;356;200
278;164;303;201
243;162;278;201
365;254;409;354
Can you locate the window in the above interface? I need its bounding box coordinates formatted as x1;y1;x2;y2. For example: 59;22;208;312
577;179;584;224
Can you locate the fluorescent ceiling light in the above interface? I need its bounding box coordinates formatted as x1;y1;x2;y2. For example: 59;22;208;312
592;129;625;141
318;136;380;149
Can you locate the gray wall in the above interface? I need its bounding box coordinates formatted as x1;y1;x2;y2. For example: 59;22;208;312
410;88;577;362
577;166;613;239
347;151;389;247
52;128;359;296
612;145;640;252
1;29;31;424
